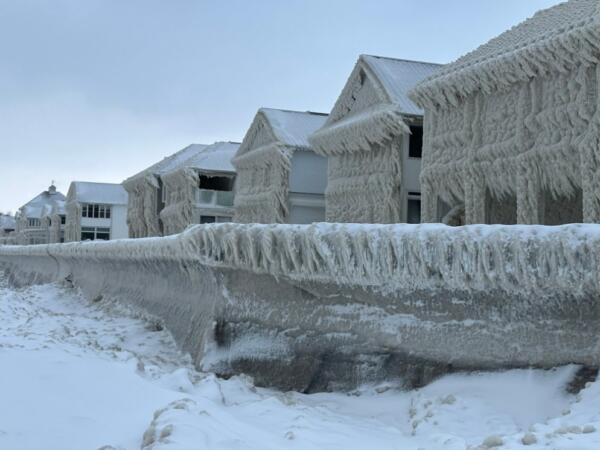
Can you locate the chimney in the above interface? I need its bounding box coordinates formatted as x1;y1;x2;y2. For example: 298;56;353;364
48;183;57;194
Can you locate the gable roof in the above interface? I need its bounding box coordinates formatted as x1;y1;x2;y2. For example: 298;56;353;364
411;0;600;108
235;108;328;162
310;55;441;155
69;181;128;205
19;186;66;219
124;144;209;184
174;141;238;174
260;108;328;149
360;55;442;116
41;200;65;218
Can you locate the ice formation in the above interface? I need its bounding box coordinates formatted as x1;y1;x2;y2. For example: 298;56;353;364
309;55;440;223
409;0;600;225
1;222;600;391
159;142;237;235
122;144;209;238
232;108;327;223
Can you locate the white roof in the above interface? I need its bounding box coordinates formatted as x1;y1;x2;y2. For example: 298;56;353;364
176;141;239;173
360;55;442;116
0;214;16;230
41;200;65;218
19;188;66;219
70;182;128;205
260;109;328;149
125;144;209;183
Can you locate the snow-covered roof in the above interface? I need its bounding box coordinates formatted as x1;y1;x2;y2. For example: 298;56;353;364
69;182;128;205
19;187;66;219
0;214;16;230
360;55;441;116
259;109;328;149
310;55;441;155
41;200;65;218
175;141;238;174
411;0;599;107
124;144;209;184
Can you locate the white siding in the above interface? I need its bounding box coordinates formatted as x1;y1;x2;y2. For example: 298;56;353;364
110;205;128;239
289;151;328;195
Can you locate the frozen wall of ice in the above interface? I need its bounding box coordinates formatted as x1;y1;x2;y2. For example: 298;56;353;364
1;223;600;391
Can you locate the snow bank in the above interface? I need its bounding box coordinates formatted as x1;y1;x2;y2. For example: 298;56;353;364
1;223;600;391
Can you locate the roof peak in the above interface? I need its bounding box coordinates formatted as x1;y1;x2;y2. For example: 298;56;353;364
360;54;443;67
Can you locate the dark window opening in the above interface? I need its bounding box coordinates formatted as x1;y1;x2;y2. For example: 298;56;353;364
199;175;233;192
407;199;421;224
200;215;216;224
60;215;66;224
409;126;423;158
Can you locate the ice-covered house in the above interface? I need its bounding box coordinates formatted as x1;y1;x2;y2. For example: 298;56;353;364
310;55;440;223
123;144;210;238
41;200;66;243
160;141;238;235
15;184;66;245
410;0;600;225
0;214;16;237
65;182;128;241
309;55;441;223
233;108;328;224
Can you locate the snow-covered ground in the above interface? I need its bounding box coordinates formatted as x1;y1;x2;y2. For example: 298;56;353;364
0;277;599;450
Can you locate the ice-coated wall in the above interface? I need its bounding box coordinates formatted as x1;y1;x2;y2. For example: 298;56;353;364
1;223;600;392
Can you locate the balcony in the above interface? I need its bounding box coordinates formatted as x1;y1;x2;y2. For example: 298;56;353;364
195;189;234;207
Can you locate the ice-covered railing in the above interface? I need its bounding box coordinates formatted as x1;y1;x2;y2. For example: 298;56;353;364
1;222;599;297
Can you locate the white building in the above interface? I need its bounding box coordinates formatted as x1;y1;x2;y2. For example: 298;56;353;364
0;214;16;245
65;182;128;242
233;108;328;224
41;200;66;243
15;184;66;245
160;142;238;235
123;144;212;238
309;55;441;223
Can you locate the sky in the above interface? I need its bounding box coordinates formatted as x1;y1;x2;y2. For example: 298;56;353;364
0;0;562;213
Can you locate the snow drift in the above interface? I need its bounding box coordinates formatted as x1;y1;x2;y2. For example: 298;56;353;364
1;222;599;392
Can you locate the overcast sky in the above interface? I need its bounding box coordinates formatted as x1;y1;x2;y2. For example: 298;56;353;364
0;0;562;213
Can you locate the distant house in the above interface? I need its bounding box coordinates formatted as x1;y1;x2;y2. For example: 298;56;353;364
65;182;128;241
41;200;66;243
15;184;66;245
122;144;210;238
309;55;441;223
160;142;238;235
233;108;328;224
0;214;16;236
0;214;16;245
410;0;598;225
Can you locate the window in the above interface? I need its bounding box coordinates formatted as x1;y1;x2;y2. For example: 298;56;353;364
81;226;111;241
27;218;41;228
407;198;421;224
81;204;112;219
60;215;66;225
199;175;233;191
200;215;216;224
409;126;423;158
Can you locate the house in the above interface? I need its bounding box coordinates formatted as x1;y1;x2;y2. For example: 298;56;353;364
0;214;16;236
0;214;16;245
160;141;238;235
15;184;66;245
41;200;66;243
233;108;328;224
409;0;598;225
309;55;441;223
122;144;209;238
65;181;128;241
